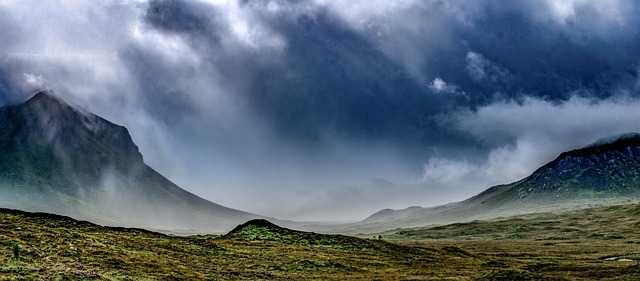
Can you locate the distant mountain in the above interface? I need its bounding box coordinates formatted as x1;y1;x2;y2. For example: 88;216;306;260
315;133;640;234
0;91;268;233
518;133;640;197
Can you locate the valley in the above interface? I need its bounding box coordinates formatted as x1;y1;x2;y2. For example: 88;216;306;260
2;92;640;280
2;204;640;280
313;133;640;235
2;2;640;280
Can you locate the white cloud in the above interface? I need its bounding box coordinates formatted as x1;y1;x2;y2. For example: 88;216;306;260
465;51;510;83
218;1;288;51
465;51;486;81
199;0;228;5
451;95;640;145
419;95;640;200
527;0;636;44
422;158;477;187
22;72;44;88
133;24;201;65
429;77;449;92
309;0;458;82
0;0;139;56
429;77;464;96
543;0;627;24
312;0;417;28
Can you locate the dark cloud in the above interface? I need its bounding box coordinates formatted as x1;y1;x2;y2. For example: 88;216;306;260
0;68;15;104
246;10;432;141
121;43;199;125
145;0;222;43
0;9;22;53
1;0;640;220
134;0;476;160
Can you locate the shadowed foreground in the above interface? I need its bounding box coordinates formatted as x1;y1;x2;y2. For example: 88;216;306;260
2;205;640;280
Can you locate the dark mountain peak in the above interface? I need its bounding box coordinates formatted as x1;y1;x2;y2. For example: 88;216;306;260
586;132;640;148
20;90;92;123
519;133;640;197
25;90;65;105
0;91;263;232
0;90;144;188
555;133;640;160
19;91;82;120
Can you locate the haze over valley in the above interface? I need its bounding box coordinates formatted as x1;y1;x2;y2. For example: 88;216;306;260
3;0;640;222
4;1;640;279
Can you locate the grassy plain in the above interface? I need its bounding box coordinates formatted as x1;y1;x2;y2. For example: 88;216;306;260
386;204;640;280
1;204;640;280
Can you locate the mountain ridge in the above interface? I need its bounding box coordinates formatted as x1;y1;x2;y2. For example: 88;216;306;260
0;91;271;233
312;133;640;234
519;133;640;197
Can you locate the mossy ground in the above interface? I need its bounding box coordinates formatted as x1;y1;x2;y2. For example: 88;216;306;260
0;209;440;280
387;203;640;280
2;205;640;280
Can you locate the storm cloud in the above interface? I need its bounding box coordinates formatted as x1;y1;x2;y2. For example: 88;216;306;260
1;0;639;220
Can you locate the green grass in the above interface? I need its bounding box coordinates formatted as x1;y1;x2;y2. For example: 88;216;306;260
225;219;380;252
0;209;440;280
385;203;640;280
3;204;640;280
388;203;640;241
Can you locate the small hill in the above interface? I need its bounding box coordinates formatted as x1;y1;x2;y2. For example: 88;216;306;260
0;91;267;233
0;208;437;280
225;219;380;252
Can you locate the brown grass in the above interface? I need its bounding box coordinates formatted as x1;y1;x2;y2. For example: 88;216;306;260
2;204;640;280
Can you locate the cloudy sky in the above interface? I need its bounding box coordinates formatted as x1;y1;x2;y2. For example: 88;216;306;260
1;0;640;221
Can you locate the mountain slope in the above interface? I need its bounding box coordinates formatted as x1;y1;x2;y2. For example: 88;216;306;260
0;91;266;233
518;133;640;197
316;133;640;234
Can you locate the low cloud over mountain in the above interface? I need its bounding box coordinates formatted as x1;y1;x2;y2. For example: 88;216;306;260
1;0;639;220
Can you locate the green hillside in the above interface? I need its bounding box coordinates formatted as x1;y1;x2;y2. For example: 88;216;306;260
0;91;264;233
0;208;437;280
3;205;640;280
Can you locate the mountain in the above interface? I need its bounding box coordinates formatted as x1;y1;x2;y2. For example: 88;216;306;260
518;133;640;197
0;91;268;233
315;133;640;234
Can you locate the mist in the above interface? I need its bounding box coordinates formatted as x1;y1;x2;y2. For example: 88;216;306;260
1;0;640;221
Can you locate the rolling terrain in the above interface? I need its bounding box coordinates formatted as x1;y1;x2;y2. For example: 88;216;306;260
0;91;269;233
0;208;436;280
387;203;640;280
1;91;639;280
2;205;640;280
